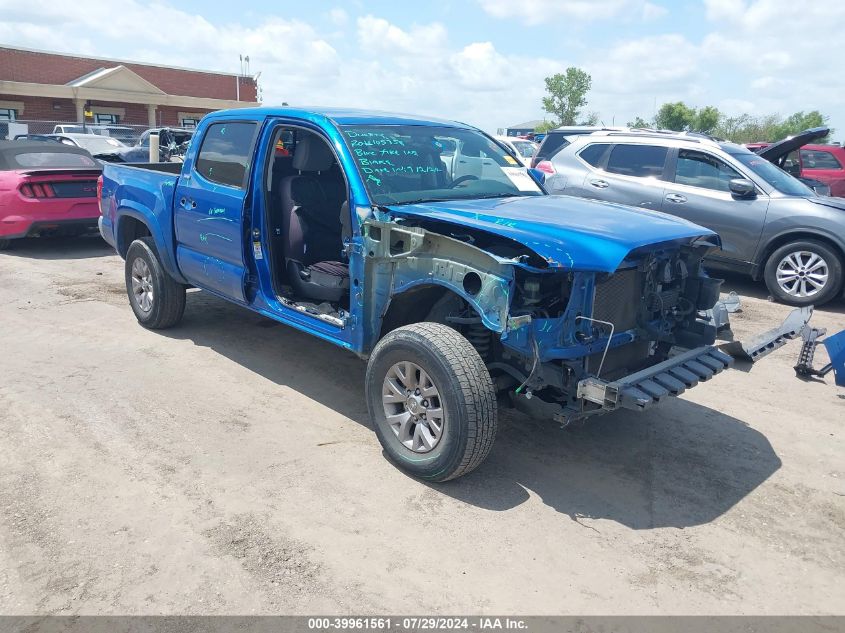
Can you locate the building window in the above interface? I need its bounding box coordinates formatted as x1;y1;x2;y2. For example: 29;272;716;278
94;113;119;124
181;117;200;129
0;108;17;122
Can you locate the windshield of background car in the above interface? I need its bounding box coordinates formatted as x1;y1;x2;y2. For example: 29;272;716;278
731;151;815;196
511;140;537;158
12;152;99;168
341;124;544;205
74;136;126;154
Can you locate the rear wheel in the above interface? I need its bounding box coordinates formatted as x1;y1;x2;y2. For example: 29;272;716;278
763;240;843;306
0;239;11;251
125;236;185;329
366;322;497;482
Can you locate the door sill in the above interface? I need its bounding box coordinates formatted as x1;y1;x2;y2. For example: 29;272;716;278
278;295;347;328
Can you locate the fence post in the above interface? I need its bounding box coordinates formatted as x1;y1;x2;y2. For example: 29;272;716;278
149;133;159;163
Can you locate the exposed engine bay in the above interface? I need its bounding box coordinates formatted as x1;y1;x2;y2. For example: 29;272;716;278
364;217;811;427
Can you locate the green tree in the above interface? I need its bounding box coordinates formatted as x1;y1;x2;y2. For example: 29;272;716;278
579;111;600;126
542;67;592;127
627;116;650;129
533;120;558;134
693;106;721;134
713;110;832;144
771;111;828;140
653;101;697;131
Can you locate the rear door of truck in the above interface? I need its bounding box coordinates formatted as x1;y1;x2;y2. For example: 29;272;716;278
173;119;260;302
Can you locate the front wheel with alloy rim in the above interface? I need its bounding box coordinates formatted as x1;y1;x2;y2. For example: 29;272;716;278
366;322;497;482
763;239;843;306
125;236;186;329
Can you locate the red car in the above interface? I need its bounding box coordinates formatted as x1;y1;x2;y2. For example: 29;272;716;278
0;141;102;250
747;127;845;197
793;144;845;197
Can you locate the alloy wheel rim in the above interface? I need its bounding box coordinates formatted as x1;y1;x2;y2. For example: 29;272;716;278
130;257;154;312
381;361;445;453
775;250;829;298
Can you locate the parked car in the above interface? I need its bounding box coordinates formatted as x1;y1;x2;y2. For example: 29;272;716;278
747;127;845;197
98;106;801;481
95;127;194;163
49;133;128;156
494;135;539;167
0;140;103;250
531;126;628;167
539;130;845;306
13;134;60;143
52;124;137;145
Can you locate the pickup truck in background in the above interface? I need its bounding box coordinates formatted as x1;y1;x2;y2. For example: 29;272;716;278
98;107;800;482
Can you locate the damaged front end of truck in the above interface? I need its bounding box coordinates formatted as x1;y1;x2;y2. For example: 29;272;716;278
361;198;811;427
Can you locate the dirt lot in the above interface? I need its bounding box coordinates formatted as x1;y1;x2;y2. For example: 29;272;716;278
0;235;843;615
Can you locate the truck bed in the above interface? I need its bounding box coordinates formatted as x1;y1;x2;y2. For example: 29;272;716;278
99;161;184;281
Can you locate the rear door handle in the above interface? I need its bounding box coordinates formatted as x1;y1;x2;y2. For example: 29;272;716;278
180;197;197;209
589;179;609;189
665;193;687;203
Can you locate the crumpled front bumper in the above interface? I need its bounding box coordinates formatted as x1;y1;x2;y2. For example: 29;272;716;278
577;345;734;411
575;306;813;415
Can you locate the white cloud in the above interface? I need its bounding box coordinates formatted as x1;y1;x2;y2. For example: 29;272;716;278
328;8;349;27
0;0;842;137
641;2;668;20
477;0;665;25
356;15;448;57
703;0;747;21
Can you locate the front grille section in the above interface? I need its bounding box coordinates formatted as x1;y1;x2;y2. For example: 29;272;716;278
593;269;642;332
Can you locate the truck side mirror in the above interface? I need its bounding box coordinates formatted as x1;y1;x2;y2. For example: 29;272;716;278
729;178;756;199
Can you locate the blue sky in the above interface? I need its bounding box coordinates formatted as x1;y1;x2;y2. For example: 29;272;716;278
1;0;843;138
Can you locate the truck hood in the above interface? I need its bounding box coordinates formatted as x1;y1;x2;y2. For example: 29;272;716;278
386;195;716;272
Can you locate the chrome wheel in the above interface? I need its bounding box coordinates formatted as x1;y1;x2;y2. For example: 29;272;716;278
382;361;444;453
130;257;154;312
775;250;829;298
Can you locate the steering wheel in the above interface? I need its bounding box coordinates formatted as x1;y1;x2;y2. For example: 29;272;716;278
450;175;479;188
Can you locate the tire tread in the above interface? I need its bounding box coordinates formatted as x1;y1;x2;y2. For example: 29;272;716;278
368;322;497;481
126;236;185;329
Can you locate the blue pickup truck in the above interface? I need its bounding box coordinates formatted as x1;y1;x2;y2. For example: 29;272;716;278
99;107;786;482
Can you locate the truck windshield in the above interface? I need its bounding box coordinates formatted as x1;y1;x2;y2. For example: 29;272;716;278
731;151;815;197
341;124;544;205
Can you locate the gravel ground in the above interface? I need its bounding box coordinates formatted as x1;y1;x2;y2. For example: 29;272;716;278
0;235;843;615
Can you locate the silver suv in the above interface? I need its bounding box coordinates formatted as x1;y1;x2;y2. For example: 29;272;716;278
538;130;845;306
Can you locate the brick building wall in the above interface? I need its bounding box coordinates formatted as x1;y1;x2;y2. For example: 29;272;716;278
0;95;76;121
0;47;257;101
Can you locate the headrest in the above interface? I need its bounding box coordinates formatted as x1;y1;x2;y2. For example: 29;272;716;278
293;135;335;172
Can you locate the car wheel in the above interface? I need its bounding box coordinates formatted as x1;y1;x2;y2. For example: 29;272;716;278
125;236;186;329
365;322;497;482
763;239;843;306
0;239;11;251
